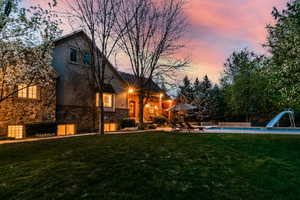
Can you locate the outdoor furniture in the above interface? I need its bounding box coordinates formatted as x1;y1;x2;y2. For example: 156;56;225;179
170;121;189;132
170;121;181;132
185;122;204;131
170;121;203;132
201;122;215;126
178;122;195;132
178;122;187;129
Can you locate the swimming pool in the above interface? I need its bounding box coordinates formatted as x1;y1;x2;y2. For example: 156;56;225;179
204;127;300;135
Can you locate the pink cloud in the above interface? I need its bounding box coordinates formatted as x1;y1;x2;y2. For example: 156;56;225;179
23;0;288;83
182;0;287;82
186;0;285;44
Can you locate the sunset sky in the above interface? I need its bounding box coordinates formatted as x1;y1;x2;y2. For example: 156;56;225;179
23;0;287;83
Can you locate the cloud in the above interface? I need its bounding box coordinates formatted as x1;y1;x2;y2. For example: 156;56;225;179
181;0;287;82
22;0;287;83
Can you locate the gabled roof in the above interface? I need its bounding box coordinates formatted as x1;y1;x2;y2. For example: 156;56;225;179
103;83;116;93
54;30;86;44
118;71;163;93
54;30;127;85
54;31;166;94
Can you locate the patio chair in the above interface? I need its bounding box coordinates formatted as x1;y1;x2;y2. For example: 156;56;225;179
185;122;204;131
178;122;193;132
170;121;181;132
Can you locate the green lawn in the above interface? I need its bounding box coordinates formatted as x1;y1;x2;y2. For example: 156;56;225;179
1;132;300;200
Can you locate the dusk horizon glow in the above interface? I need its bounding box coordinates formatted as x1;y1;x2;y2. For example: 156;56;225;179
23;0;287;83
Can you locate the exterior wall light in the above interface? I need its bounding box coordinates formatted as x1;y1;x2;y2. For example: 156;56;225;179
128;88;134;93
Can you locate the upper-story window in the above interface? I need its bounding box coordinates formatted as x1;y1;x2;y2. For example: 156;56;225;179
96;93;114;108
83;53;91;65
70;48;77;63
103;93;113;108
18;84;38;99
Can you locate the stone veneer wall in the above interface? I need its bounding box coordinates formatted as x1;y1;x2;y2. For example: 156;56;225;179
56;105;95;133
0;83;56;136
99;108;129;128
103;108;129;123
57;105;129;133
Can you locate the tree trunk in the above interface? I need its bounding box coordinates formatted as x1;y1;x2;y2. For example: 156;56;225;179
138;92;145;130
98;92;105;135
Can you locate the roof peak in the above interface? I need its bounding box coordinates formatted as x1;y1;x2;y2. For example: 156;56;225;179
54;30;86;43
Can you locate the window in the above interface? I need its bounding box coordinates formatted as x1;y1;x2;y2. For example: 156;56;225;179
70;48;77;62
129;101;136;118
96;93;114;108
149;106;155;114
18;84;37;99
8;125;24;139
104;123;118;132
18;84;27;98
57;124;76;136
83;53;91;65
96;93;99;107
28;86;37;99
103;93;113;108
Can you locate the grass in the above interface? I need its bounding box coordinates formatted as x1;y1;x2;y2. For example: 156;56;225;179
1;132;300;200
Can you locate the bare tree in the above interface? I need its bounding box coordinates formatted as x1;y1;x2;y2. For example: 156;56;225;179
116;0;189;129
63;0;131;135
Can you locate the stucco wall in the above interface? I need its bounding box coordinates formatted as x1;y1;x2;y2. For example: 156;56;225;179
52;32;129;132
52;33;128;109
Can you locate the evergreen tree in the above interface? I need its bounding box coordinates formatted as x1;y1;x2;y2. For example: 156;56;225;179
201;75;212;91
210;84;226;121
193;75;213;121
193;77;200;91
178;76;193;104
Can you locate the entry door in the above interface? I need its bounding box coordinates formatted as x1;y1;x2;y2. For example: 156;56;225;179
129;101;136;118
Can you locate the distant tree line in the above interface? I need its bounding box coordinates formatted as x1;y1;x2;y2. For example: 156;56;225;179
177;0;300;126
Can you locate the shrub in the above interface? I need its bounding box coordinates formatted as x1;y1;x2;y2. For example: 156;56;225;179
0;136;14;140
120;118;136;129
25;122;57;137
147;124;157;129
152;117;168;127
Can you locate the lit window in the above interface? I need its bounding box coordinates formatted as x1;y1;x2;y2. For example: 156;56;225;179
149;106;155;114
18;85;37;99
57;124;76;136
18;84;27;98
96;93;114;108
28;86;37;99
70;48;77;62
83;53;91;65
103;93;113;108
96;93;99;107
8;125;24;139
129;101;136;117
104;123;118;132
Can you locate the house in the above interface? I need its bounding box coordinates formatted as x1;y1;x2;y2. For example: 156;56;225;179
0;31;174;139
52;31;129;134
119;72;174;122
